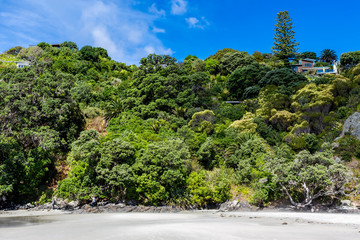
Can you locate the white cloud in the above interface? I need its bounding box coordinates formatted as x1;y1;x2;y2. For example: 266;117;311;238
171;0;187;15
91;26;119;56
145;45;173;55
149;3;165;17
185;16;210;29
186;17;199;28
152;27;166;33
0;0;173;64
79;1;173;64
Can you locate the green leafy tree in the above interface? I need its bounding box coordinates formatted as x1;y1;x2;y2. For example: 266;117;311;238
5;46;23;56
37;42;51;50
340;51;360;67
269;149;350;208
206;48;239;62
56;130;101;201
60;41;78;50
320;49;337;63
96;138;136;199
139;54;176;74
252;51;265;63
300;51;317;60
227;63;270;99
259;68;307;89
205;58;220;75
18;46;43;61
220;52;256;75
187;168;232;207
272;11;299;66
80;45;110;62
133;139;191;205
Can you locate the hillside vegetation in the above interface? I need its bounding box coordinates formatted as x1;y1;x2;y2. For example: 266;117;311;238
0;42;359;209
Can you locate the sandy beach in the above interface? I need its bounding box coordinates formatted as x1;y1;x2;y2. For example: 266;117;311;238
0;210;359;240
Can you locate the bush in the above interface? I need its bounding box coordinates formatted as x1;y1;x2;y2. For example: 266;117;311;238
259;68;307;89
133;139;191;205
187;168;232;207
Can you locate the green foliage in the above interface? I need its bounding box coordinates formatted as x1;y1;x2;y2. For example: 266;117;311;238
133;139;191;205
60;41;78;50
314;62;330;67
252;51;265;63
96;138;136;199
207;48;239;62
139;54;176;74
187;168;232;207
226;134;271;183
189;110;216;130
18;46;43;61
320;49;337;63
272;11;299;65
214;103;245;121
0;69;85;147
197;137;217;169
1;41;357;209
229;112;258;134
259;68;307;89
340;51;360;67
220;51;256;75
253;116;281;146
205;58;220;75
5;46;23;55
300;51;317;60
269;149;350;208
56;130;101;201
335;135;360;162
227;63;270;99
80;45;110;62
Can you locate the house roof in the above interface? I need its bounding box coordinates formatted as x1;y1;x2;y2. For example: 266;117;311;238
302;58;316;62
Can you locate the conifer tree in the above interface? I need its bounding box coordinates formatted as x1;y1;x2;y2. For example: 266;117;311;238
272;11;299;67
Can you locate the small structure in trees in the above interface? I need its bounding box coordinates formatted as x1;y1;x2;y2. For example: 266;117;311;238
16;61;30;68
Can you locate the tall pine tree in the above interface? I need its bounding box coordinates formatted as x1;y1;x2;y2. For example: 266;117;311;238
272;11;299;67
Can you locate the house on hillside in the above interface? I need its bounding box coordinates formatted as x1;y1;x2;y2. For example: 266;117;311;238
291;58;338;75
16;61;30;68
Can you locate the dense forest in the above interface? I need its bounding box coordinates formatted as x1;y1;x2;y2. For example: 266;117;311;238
1;40;360;209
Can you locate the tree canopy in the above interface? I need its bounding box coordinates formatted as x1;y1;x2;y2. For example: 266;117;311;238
0;41;358;210
272;11;299;66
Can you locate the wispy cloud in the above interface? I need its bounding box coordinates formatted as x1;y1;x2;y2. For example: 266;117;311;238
0;0;173;64
171;0;187;15
152;27;166;33
149;3;166;17
185;17;210;29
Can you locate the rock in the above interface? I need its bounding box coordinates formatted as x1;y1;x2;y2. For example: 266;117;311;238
219;199;253;211
115;203;126;208
337;112;360;140
97;201;110;207
24;203;35;209
340;200;352;207
82;204;93;211
55;199;68;210
68;200;80;208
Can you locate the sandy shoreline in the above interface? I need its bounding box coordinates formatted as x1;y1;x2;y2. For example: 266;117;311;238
0;210;359;240
1;209;360;226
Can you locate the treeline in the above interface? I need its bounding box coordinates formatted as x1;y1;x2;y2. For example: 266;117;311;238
0;42;359;208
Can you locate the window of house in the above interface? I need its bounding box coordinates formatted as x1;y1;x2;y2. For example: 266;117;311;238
304;63;312;67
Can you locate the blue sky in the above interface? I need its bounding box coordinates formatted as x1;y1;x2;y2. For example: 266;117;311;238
0;0;359;64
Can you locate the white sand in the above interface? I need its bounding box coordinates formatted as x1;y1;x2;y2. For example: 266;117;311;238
0;211;359;240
